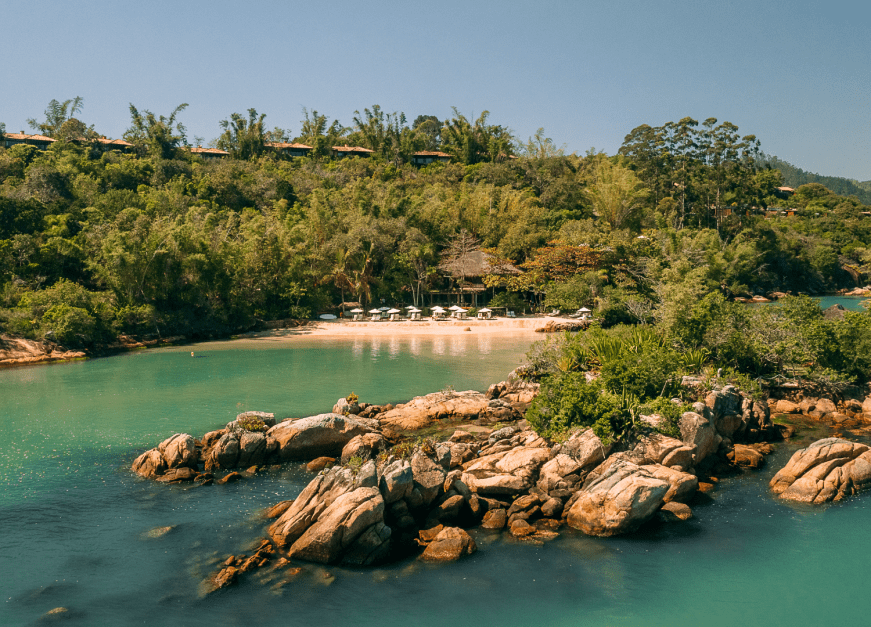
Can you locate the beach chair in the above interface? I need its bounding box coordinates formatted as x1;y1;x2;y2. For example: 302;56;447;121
507;311;516;318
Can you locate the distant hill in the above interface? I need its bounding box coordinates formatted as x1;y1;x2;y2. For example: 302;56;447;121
761;154;871;204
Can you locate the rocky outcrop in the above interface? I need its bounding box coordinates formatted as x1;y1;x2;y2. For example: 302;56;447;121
461;445;551;496
132;434;198;479
0;334;85;367
633;433;695;470
680;409;721;466
340;433;386;463
566;459;670;536
378;391;519;431
268;413;378;461
770;438;871;504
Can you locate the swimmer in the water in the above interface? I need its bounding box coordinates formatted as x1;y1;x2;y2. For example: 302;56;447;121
191;352;194;357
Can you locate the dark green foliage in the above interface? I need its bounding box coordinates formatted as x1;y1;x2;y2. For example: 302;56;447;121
638;397;691;438
526;373;633;444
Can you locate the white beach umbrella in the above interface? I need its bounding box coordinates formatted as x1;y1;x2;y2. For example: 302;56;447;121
448;305;462;311
579;307;591;313
431;306;446;311
379;306;391;311
455;308;468;313
478;307;492;312
386;308;401;314
404;305;416;309
408;308;422;313
369;308;382;314
350;308;364;313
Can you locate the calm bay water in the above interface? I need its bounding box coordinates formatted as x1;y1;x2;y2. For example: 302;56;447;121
2;334;870;626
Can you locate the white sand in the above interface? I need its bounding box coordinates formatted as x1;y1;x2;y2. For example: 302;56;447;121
235;316;575;341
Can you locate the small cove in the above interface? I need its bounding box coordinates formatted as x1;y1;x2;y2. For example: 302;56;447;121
2;334;870;626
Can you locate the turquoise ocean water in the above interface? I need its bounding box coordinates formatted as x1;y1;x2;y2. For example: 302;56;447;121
1;331;869;626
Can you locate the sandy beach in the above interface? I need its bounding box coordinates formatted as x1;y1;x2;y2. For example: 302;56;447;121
235;315;575;341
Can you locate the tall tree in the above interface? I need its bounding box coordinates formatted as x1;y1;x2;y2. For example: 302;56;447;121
27;97;84;137
217;108;266;160
297;108;345;159
585;159;650;231
441;108;514;165
124;103;189;159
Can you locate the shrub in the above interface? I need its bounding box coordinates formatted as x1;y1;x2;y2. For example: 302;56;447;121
638;396;691;438
526;373;633;444
236;415;268;432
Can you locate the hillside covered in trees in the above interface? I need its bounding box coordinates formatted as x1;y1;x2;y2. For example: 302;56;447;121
761;154;871;205
2;101;871;358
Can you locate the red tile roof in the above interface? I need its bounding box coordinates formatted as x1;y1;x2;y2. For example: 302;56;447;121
188;146;229;155
332;145;374;153
95;137;133;147
266;142;312;150
5;133;56;142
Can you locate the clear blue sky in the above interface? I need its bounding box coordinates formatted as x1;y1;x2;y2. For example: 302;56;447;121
2;0;868;180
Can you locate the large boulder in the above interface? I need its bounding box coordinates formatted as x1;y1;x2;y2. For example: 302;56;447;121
643;464;699;503
420;527;477;562
379;460;413;504
566;459;670;536
679;410;720;466
287;486;387;565
411;450;448;507
633;433;695;469
462;446;552;496
131;449;167;479
340;433;386;464
770;438;871;504
205;432;240;471
560;429;611;470
269;467;359;548
378;391;518;431
158;434;197;469
268;413;378;461
131;433;196;478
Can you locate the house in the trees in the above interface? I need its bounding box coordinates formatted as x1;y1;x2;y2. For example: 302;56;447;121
3;132;56;150
187;146;229;159
332;145;374;159
411;151;452;166
433;250;520;307
92;137;134;152
266;142;312;158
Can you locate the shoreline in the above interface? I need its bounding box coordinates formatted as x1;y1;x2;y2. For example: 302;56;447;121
0;316;567;369
230;315;570;341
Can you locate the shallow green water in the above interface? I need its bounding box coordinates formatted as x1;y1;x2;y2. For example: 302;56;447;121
2;335;870;626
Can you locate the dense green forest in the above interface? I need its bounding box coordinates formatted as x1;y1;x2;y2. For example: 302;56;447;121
761;154;871;205
2;100;871;379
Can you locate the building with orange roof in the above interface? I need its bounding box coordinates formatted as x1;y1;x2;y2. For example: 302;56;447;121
3;132;56;150
411;150;452;166
332;145;374;159
265;141;312;158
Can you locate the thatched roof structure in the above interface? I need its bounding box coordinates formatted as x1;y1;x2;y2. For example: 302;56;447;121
439;250;520;279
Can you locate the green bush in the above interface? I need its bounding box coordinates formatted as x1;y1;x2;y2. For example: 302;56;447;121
638;396;690;438
526;373;633;444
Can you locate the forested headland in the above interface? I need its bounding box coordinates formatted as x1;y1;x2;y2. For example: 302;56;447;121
2;101;871;400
